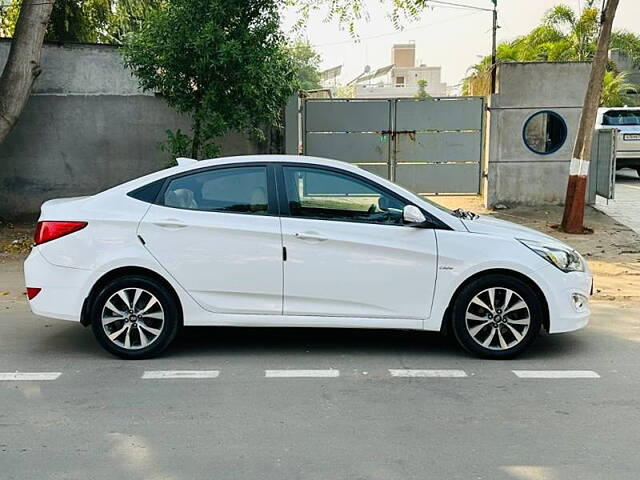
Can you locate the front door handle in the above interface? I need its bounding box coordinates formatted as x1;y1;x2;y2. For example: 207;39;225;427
153;219;187;229
294;232;327;242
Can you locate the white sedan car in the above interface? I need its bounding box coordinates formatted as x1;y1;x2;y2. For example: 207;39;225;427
24;155;592;359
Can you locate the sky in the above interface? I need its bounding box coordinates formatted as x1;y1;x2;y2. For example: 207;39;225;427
281;0;640;91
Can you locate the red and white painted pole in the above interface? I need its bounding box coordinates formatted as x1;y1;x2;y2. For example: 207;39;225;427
561;0;619;233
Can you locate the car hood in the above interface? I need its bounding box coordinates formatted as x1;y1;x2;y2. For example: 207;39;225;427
461;215;566;246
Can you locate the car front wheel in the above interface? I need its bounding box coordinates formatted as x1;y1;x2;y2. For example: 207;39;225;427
451;274;542;359
90;275;180;359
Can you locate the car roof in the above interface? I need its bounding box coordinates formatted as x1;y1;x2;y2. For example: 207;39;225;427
182;154;360;171
598;106;640;112
104;155;364;196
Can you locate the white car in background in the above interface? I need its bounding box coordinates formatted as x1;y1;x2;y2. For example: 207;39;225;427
597;106;640;176
24;155;592;360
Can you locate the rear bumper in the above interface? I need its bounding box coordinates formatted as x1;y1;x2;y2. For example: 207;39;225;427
24;249;92;322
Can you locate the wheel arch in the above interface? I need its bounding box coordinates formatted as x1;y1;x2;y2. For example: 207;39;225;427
440;268;550;335
81;266;183;327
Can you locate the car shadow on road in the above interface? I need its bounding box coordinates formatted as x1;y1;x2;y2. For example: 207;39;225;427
165;326;595;362
28;321;597;362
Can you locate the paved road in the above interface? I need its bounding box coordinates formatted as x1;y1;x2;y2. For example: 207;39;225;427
1;297;640;480
596;168;640;234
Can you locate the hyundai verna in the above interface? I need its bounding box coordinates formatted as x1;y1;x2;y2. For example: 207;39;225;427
24;155;592;359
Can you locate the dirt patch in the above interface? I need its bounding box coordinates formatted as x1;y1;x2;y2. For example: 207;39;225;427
0;221;33;265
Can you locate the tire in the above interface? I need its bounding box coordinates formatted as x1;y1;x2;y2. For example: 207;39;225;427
90;275;180;359
451;274;542;359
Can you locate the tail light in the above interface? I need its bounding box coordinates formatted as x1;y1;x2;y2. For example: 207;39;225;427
34;221;87;245
26;288;41;300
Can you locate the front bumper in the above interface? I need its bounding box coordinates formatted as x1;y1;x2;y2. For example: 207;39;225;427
534;264;592;334
24;248;92;322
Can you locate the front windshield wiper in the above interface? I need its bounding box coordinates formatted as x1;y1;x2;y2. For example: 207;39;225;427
452;208;479;220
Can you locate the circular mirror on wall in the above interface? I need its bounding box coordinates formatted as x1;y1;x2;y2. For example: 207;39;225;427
522;110;568;155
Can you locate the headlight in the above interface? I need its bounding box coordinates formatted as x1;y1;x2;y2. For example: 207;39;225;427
518;239;585;272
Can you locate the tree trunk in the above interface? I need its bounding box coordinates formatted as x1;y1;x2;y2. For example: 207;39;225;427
0;0;54;144
560;0;619;233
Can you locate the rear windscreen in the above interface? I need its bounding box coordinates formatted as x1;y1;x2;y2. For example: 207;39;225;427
602;110;640;126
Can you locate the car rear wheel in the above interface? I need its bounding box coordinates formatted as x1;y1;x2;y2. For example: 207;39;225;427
90;275;180;359
451;274;542;359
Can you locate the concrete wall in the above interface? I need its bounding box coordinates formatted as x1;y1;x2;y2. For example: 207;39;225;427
484;62;592;207
0;40;268;220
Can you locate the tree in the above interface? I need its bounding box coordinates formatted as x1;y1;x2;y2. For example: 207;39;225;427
288;0;431;35
414;79;430;99
0;0;54;144
601;71;638;107
122;0;299;160
1;0;161;44
287;40;322;91
561;0;619;233
462;2;640;97
336;84;354;98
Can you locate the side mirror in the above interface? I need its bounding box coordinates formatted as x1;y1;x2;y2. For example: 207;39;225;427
403;205;427;226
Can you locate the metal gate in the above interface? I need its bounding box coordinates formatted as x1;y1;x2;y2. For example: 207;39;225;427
588;128;617;203
286;96;484;195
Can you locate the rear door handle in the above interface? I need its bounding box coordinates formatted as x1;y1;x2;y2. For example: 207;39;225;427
294;232;327;242
153;219;187;229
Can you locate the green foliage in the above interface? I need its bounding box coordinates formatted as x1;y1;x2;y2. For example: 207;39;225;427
0;0;161;43
122;0;299;160
601;71;638;107
287;40;322;91
336;84;355;98
414;79;430;99
159;129;192;167
462;2;640;97
611;31;640;68
0;0;21;38
287;0;431;37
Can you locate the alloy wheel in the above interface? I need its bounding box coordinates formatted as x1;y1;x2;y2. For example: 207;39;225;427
465;287;531;351
101;288;165;350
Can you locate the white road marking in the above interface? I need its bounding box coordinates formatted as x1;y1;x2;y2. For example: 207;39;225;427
389;369;468;378
265;369;339;378
0;372;61;381
512;370;600;379
141;370;220;379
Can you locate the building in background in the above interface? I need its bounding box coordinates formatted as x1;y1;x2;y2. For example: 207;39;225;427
320;65;342;88
349;42;448;98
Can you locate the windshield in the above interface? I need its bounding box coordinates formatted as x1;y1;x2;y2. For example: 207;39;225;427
602;110;640;126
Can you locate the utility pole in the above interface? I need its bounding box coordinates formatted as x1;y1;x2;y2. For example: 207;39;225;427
560;0;619;233
490;0;498;93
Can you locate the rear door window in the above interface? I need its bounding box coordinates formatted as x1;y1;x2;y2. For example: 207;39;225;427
161;166;269;214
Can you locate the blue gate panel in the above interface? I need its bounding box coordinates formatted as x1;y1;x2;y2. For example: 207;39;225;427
395;131;482;163
305;100;391;132
395;97;483;131
305;132;390;164
395;163;481;194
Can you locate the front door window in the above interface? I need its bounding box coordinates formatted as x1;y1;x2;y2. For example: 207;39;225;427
282;166;407;225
